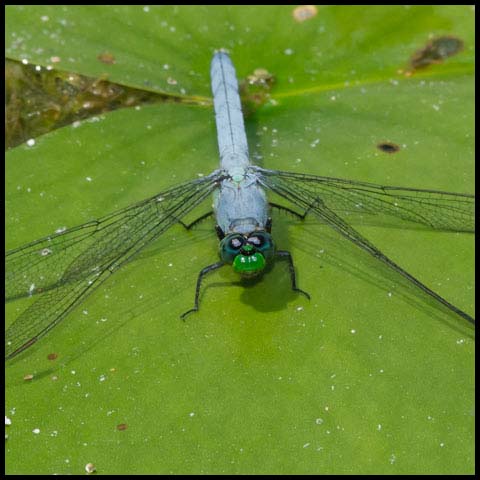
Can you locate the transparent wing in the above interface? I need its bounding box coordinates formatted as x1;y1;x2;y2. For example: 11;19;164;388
255;167;474;324
5;170;223;359
252;167;474;232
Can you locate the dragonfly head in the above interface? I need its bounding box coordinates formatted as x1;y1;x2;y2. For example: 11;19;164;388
219;231;275;277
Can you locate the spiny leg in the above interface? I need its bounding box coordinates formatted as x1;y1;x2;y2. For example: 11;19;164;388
265;217;272;233
177;211;214;230
269;202;318;221
215;225;225;240
180;261;225;319
276;250;310;300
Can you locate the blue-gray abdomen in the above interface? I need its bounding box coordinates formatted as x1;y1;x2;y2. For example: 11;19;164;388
211;51;268;235
211;50;249;172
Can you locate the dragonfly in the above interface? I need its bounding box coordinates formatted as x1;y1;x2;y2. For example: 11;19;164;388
5;50;475;360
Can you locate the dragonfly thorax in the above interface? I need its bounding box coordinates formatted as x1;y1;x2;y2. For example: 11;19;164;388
213;173;269;235
221;155;249;179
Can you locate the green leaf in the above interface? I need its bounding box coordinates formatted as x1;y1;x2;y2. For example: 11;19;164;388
5;5;474;475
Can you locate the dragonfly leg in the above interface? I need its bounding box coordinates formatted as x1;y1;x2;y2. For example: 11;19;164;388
215;225;225;240
276;250;311;300
266;217;272;233
270;202;319;220
178;211;214;230
180;261;225;320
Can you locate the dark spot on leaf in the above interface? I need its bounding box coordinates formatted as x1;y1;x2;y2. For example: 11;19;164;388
409;36;464;71
47;352;58;361
377;142;400;154
116;423;128;431
97;52;116;65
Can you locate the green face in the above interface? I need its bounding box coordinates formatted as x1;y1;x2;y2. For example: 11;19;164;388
219;231;275;277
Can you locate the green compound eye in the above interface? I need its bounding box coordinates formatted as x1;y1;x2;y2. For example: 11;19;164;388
233;244;266;276
219;234;245;264
219;231;274;277
246;232;274;261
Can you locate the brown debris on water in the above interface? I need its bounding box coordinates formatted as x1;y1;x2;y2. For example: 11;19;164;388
97;52;116;65
293;5;318;23
406;36;464;75
240;66;276;116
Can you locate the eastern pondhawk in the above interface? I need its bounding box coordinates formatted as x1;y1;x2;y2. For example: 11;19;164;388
5;51;475;359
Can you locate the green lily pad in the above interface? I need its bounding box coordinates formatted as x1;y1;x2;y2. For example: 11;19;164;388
5;5;474;475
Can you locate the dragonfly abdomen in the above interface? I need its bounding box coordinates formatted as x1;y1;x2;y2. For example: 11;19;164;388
211;50;250;173
211;51;269;236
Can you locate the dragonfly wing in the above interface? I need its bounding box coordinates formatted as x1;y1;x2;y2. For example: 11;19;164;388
6;269;110;359
252;167;474;232
5;170;223;359
256;169;474;324
6;222;99;302
6;171;223;301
